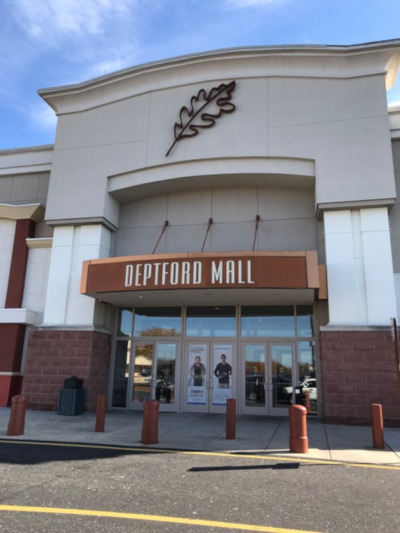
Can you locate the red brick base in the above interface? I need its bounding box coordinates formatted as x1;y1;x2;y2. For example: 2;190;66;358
320;329;400;426
21;329;111;411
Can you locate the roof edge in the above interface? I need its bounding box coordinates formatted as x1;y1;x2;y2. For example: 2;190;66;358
39;40;400;99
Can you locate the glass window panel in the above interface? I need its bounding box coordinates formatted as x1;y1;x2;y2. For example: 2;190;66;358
296;306;314;337
111;340;130;407
298;341;317;414
241;306;295;337
271;344;292;408
244;344;265;407
297;341;316;381
118;309;133;336
133;307;181;337
186;306;236;337
132;343;153;403
155;343;176;405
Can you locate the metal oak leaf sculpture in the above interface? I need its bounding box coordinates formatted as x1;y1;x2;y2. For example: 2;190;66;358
166;80;236;156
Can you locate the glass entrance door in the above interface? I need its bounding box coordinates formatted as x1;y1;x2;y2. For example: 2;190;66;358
183;341;235;413
270;343;293;415
242;342;293;415
129;341;179;411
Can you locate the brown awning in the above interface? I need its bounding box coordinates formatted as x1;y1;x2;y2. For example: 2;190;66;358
81;251;326;302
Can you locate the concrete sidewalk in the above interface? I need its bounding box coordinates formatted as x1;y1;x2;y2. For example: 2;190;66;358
1;408;400;465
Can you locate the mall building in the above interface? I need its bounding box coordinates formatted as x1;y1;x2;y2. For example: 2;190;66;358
1;40;400;425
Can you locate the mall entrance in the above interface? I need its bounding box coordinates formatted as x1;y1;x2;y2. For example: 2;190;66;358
128;341;180;411
183;341;235;414
110;305;317;416
242;342;294;416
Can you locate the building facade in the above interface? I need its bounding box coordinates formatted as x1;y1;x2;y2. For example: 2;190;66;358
1;40;400;425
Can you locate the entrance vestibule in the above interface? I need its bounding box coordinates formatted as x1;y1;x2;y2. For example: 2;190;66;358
110;305;317;416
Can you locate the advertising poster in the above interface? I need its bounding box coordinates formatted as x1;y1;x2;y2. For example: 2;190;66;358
187;344;207;404
212;344;233;405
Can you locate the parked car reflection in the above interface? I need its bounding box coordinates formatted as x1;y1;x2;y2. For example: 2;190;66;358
246;375;292;403
283;378;317;401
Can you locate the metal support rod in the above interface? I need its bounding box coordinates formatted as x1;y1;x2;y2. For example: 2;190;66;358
252;215;260;251
391;317;400;386
201;218;213;252
152;221;169;254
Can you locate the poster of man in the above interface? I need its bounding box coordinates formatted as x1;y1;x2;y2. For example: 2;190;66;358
187;344;207;404
212;345;233;405
190;355;206;386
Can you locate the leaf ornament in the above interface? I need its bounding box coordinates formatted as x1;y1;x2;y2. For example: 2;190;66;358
165;80;236;156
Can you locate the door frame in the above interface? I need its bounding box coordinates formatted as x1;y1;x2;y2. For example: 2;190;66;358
127;339;180;412
268;341;295;416
183;340;235;414
241;340;295;416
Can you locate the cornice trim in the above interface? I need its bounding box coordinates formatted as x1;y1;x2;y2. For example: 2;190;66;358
0;203;45;222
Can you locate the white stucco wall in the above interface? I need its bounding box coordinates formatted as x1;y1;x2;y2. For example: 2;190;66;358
0;219;16;308
324;208;397;326
116;185;318;256
41;44;400;230
43;224;111;326
22;241;52;321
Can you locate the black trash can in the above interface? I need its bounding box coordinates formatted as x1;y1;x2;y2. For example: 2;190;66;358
58;376;85;415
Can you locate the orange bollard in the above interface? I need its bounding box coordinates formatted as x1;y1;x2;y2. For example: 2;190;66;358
95;394;107;432
7;395;27;436
289;404;308;453
371;403;384;449
141;400;159;444
303;391;310;414
226;398;236;439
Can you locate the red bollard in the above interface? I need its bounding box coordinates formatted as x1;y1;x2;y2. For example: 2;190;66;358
289;404;308;453
141;400;159;444
226;398;236;440
371;403;384;449
95;394;107;432
303;391;310;413
7;395;27;436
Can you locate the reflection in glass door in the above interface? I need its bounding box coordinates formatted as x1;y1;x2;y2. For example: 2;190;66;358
270;344;293;414
155;343;176;406
243;342;293;415
129;341;178;411
244;344;266;409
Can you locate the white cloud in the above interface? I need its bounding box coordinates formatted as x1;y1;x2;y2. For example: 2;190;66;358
10;0;134;41
86;46;139;79
7;0;151;81
29;101;57;132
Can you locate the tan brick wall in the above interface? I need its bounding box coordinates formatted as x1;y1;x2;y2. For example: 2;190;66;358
22;330;111;411
320;330;400;426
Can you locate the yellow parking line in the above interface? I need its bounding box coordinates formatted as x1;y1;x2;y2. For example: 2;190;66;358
0;504;322;533
1;439;400;471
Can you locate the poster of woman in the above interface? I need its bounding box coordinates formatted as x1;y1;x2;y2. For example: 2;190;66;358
212;345;233;405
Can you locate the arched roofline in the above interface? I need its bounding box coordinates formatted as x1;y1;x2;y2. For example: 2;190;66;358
107;156;315;203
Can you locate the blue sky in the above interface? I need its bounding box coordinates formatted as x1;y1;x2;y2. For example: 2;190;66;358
1;0;400;149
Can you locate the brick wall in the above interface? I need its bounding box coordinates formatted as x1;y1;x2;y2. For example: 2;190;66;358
22;330;111;411
320;329;400;426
